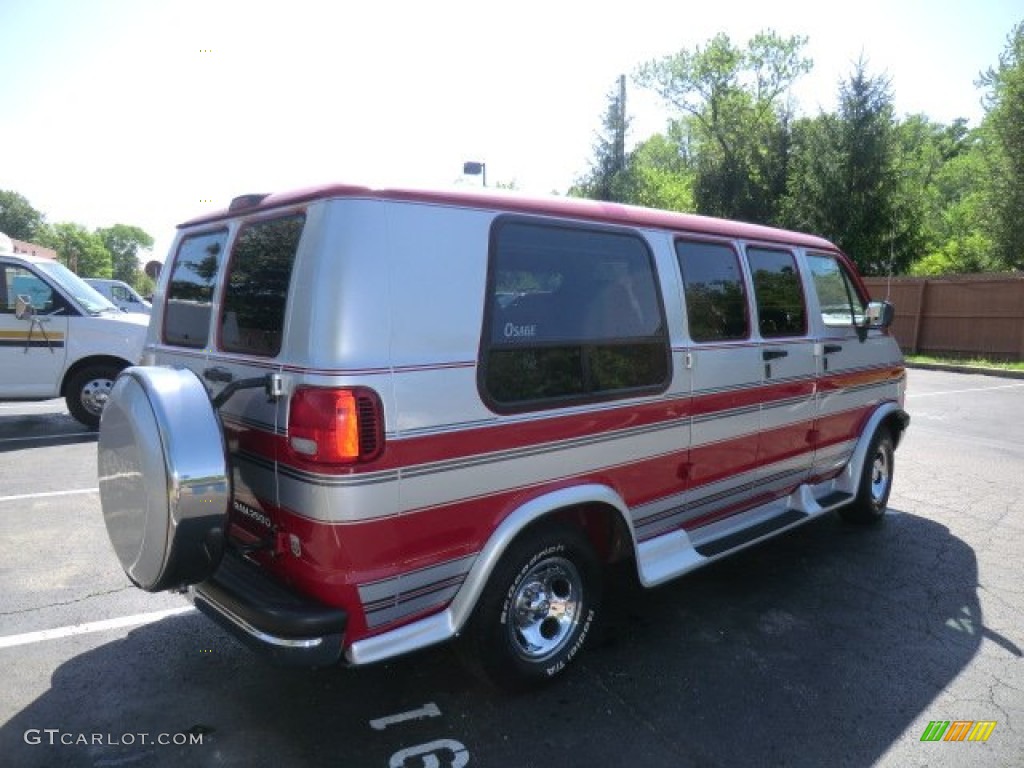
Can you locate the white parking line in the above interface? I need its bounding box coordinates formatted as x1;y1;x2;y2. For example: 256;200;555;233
0;433;92;445
907;382;1024;398
0;607;195;650
0;488;98;503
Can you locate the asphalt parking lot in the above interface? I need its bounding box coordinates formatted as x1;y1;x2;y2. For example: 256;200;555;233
1;368;1022;768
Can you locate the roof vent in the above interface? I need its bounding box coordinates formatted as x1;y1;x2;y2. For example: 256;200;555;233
228;193;270;212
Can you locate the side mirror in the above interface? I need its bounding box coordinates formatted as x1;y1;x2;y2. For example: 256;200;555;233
14;295;34;320
864;300;895;329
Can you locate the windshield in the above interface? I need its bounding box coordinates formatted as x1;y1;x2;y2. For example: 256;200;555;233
36;262;120;315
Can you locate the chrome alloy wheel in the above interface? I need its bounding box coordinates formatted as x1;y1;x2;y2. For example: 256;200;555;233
508;557;583;661
869;444;891;506
80;375;115;416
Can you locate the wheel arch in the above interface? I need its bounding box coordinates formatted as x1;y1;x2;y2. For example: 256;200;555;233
837;402;910;496
344;483;637;667
60;354;133;397
449;484;635;633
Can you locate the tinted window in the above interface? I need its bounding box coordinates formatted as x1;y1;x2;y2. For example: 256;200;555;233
482;220;669;410
746;247;807;338
806;253;866;326
676;239;749;342
219;214;304;357
164;229;228;348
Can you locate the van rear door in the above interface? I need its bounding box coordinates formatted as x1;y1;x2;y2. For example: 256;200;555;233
159;214;305;548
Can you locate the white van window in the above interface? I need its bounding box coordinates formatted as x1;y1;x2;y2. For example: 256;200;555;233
676;239;749;342
481;219;669;410
746;247;807;338
164;229;229;348
806;253;867;326
219;214;304;357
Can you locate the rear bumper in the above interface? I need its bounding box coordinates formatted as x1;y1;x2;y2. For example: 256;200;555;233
188;551;348;667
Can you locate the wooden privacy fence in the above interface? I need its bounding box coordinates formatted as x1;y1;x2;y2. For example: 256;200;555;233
862;273;1024;361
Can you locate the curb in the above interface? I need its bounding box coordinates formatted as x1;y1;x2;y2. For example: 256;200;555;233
904;362;1024;380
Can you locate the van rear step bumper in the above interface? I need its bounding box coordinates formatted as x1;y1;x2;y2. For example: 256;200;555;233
188;552;347;667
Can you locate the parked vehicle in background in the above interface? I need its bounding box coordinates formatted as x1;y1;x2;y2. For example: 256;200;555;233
85;278;152;315
96;185;909;690
0;232;148;428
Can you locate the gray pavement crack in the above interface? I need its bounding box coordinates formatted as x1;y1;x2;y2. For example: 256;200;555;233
0;585;134;616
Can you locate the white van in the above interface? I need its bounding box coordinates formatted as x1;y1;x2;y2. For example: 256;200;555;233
97;185;909;689
0;234;148;427
84;278;152;315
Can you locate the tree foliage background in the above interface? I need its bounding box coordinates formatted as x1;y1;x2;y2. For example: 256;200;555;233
572;20;1024;277
0;193;154;294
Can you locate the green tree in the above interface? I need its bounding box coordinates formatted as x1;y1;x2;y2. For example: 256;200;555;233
895;116;995;274
976;20;1024;270
571;76;632;202
783;59;901;275
635;30;811;222
39;222;113;278
623;125;695;211
0;190;45;241
97;224;154;284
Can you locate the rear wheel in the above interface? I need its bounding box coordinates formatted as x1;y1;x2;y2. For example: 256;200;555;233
66;363;122;429
461;522;601;691
839;427;895;524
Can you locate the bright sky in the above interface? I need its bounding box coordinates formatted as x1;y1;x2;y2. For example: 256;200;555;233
1;0;1020;264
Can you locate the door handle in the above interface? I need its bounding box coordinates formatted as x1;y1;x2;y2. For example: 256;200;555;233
203;366;234;383
762;349;788;361
823;344;842;354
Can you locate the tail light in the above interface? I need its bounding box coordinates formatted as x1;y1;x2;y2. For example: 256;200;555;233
287;387;384;464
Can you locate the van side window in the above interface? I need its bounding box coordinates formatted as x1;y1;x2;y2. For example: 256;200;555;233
164;229;228;348
675;239;749;342
746;247;807;338
806;253;867;327
219;214;304;357
481;219;669;410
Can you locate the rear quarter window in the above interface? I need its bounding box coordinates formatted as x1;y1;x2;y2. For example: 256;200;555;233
480;218;670;411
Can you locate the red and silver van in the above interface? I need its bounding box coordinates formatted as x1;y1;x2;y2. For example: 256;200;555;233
97;185;909;689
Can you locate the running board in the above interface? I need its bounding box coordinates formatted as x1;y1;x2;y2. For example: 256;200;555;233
694;509;807;557
636;486;857;587
692;490;855;558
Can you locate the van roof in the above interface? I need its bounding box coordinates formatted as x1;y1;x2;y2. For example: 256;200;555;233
178;183;838;251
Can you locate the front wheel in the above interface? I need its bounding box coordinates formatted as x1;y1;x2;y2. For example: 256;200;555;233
66;364;123;429
839;427;895;524
460;523;601;691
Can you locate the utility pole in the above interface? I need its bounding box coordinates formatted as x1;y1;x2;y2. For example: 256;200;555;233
615;74;626;174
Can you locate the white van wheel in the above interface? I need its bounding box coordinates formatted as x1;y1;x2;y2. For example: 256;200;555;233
461;523;601;690
840;427;895;524
66;364;122;429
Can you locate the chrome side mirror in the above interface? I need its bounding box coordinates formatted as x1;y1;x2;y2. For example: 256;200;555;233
14;295;34;321
864;300;895;329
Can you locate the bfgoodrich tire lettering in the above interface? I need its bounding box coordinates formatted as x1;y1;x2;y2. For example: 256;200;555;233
839;427;895;524
461;523;601;691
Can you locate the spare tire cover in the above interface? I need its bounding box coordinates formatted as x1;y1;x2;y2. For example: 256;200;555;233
98;366;230;592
